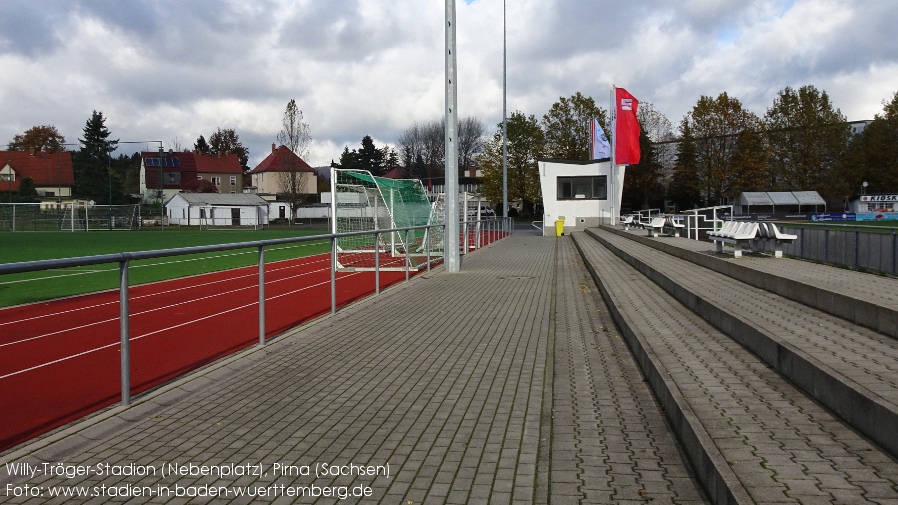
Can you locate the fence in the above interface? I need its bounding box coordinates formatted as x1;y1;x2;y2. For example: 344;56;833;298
0;203;141;231
0;217;512;399
773;224;898;276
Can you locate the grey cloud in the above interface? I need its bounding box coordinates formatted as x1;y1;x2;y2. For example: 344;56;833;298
0;1;65;57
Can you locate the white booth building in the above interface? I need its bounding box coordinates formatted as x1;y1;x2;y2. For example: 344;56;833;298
537;159;625;236
166;193;270;226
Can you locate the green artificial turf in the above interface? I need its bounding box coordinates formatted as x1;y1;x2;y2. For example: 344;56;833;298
0;228;330;307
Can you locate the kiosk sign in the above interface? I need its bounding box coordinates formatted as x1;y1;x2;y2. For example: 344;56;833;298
860;195;898;202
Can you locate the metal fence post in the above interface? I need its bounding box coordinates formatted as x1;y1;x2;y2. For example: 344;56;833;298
330;236;337;314
258;245;265;346
476;220;481;249
375;231;381;294
893;230;897;276
405;229;411;282
426;227;431;272
119;259;131;406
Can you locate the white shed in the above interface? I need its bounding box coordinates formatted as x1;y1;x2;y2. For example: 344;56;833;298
166;193;270;226
537;159;625;236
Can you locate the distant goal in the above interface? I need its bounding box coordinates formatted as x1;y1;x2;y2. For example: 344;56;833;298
331;168;443;271
0;203;141;232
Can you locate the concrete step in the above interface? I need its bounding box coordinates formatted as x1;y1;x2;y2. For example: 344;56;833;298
585;227;898;460
572;231;898;504
600;226;898;340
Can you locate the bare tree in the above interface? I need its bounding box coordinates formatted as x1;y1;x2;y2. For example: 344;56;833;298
398;122;425;176
276;99;314;224
637;102;677;186
397;116;481;178
458;116;485;174
398;119;445;177
421;119;446;177
277;99;312;158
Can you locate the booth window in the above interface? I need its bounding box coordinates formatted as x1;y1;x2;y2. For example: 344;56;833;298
557;176;607;200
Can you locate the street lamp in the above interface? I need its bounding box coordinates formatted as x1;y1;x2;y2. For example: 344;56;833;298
862;181;868;195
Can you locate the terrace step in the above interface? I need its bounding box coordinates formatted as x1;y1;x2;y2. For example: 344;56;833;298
585;226;898;459
572;231;898;504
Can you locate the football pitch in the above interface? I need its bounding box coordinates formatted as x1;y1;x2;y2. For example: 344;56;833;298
0;228;330;307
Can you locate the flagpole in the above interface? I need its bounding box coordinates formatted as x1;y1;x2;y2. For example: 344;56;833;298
610;86;616;226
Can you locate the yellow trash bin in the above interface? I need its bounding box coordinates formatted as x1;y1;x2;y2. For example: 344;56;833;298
555;216;565;237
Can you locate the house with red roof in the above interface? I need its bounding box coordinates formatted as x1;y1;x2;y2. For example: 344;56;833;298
1;148;75;200
139;150;243;203
248;144;317;196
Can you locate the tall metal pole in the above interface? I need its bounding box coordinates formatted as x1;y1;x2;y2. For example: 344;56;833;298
610;86;616;226
57;149;62;203
108;153;113;230
158;145;165;231
502;0;508;219
445;0;460;272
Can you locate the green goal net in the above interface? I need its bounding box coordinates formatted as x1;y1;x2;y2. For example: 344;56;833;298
332;169;443;270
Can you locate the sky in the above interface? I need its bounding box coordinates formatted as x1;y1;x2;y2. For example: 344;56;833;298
1;0;897;169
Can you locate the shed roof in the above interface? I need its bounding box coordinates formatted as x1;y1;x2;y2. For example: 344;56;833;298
168;193;268;206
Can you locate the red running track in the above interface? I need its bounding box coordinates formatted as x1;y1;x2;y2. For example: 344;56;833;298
0;253;417;452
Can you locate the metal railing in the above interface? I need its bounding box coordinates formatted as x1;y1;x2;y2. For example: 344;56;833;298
0;224;464;407
460;216;513;252
683;205;734;240
775;223;898;276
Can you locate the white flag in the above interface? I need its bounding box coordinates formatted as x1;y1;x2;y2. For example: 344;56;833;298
591;119;611;159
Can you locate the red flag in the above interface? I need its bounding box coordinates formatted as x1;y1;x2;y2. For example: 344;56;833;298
614;88;641;165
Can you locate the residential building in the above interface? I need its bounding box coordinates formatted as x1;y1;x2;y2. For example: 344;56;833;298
139;151;243;203
247;144;317;196
0;149;75;200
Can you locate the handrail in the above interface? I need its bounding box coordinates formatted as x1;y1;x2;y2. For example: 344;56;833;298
0;224;444;406
682;205;733;240
0;225;436;275
0;218;514;449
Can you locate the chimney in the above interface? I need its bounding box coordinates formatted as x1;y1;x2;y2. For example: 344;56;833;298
272;143;276;153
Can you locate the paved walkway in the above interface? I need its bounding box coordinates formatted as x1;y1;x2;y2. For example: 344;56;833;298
0;232;707;504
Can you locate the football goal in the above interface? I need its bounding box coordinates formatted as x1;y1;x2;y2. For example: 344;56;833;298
430;191;492;250
0;203;141;232
331;168;443;271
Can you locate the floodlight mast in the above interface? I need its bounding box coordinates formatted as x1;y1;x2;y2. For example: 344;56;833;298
444;0;460;272
502;0;508;219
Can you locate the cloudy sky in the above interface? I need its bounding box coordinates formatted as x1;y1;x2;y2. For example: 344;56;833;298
1;0;896;168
